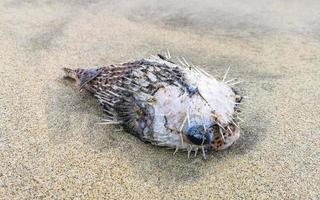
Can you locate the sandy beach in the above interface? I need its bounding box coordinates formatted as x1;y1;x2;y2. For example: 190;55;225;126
0;0;320;199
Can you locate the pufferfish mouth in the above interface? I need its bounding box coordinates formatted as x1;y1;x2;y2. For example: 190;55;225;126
210;124;240;151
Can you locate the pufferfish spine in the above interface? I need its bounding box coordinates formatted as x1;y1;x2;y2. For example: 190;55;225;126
63;53;243;159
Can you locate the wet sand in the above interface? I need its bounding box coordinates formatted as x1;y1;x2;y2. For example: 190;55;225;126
0;0;320;199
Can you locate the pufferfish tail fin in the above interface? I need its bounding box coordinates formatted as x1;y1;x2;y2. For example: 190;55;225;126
63;67;77;80
63;67;103;89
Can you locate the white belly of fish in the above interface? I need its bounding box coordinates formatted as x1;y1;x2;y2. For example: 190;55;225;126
184;67;236;125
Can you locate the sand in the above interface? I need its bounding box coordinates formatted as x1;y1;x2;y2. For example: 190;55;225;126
0;0;320;199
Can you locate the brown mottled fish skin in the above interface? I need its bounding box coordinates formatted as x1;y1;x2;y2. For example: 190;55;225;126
65;58;189;139
63;55;243;158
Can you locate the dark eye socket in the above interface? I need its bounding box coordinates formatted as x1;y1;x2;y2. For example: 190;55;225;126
186;125;212;145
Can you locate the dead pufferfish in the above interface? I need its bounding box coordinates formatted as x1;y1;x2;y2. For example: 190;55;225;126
63;53;243;159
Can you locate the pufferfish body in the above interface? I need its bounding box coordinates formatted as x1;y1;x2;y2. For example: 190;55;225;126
64;54;243;159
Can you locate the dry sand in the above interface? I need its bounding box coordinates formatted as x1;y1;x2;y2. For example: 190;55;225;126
0;0;320;199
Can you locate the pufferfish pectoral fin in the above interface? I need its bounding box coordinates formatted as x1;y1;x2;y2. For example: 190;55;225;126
115;97;155;142
95;89;155;142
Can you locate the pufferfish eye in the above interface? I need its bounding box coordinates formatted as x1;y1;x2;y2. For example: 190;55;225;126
186;125;213;145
